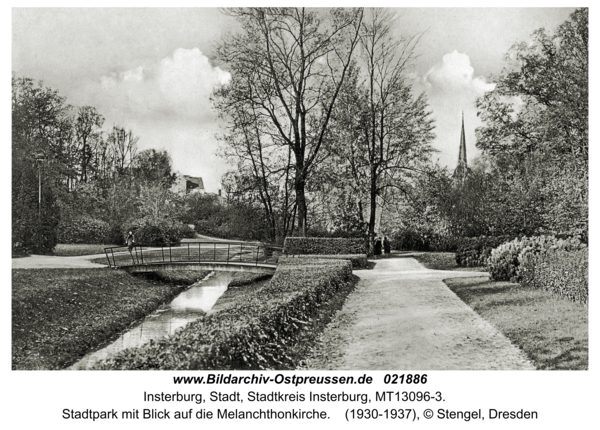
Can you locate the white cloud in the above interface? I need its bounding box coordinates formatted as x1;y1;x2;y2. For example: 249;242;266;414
422;50;495;96
91;48;230;121
158;48;231;119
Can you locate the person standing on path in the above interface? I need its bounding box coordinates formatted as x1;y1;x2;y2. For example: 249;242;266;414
383;236;391;257
374;236;382;257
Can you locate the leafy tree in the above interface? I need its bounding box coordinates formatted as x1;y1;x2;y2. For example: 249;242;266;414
73;106;104;183
475;8;588;238
12;76;68;253
133;149;176;187
476;8;587;159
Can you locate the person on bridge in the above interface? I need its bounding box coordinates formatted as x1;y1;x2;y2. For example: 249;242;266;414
126;231;135;253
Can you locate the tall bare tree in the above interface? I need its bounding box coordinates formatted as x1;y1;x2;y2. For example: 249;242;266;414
329;9;436;251
214;7;364;236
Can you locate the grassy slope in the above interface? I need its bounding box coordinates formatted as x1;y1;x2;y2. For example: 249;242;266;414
445;277;588;370
53;243;116;256
12;268;209;370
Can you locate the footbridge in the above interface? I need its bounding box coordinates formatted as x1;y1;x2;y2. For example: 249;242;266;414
104;241;280;274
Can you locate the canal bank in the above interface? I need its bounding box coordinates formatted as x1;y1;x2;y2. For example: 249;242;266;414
69;271;235;370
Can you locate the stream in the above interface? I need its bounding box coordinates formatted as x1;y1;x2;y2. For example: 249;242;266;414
69;271;233;370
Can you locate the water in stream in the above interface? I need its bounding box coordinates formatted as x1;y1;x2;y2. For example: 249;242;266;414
69;271;233;370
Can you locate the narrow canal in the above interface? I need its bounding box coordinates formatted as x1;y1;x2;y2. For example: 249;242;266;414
69;271;233;370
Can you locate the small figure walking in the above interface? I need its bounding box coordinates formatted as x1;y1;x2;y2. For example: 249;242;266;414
126;231;135;253
383;236;391;257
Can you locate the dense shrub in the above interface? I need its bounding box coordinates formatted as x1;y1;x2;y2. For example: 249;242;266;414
517;236;587;284
520;248;588;304
456;235;516;267
122;216;188;246
93;259;353;370
283;237;366;255
57;216;111;244
391;229;430;251
429;234;459;252
279;254;368;269
181;224;196;239
487;235;585;282
487;238;527;282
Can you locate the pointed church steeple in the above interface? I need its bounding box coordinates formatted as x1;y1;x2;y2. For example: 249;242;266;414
458;111;467;165
453;112;469;181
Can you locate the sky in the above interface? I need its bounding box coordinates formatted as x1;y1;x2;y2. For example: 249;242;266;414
12;7;579;192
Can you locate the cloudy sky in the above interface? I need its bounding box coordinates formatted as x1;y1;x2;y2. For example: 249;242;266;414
12;7;577;192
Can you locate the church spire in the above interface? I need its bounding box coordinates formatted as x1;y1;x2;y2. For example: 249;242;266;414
453;112;468;181
458;111;467;166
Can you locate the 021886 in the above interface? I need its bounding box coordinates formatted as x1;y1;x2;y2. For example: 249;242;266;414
383;374;427;384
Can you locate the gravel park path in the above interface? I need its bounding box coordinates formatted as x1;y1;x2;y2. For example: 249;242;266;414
306;258;535;370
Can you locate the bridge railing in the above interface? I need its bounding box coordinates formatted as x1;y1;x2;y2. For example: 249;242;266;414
104;241;282;269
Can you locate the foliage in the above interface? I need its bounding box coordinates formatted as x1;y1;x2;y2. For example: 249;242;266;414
487;235;584;282
12;268;208;370
12;164;61;255
122;216;189;246
474;9;588;239
12;78;64;254
193;198;271;242
283;237;366;255
93;259;353;370
57;215;111;244
520;249;588;304
488;237;532;282
390;227;457;253
455;235;516;268
133;149;177;187
476;8;587;160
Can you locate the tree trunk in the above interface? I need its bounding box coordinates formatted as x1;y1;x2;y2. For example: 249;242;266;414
368;166;378;255
295;175;307;237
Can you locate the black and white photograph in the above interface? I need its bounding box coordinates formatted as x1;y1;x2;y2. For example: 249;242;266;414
7;3;593;428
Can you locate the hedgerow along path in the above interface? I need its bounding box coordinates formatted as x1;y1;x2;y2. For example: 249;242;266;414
305;257;536;370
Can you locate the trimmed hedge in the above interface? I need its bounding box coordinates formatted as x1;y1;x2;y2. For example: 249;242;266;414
520;248;588;304
92;259;353;370
279;254;368;269
283;237;366;255
455;235;516;267
57;216;111;244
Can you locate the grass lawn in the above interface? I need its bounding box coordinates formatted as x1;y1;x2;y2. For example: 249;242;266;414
53;243;116;256
12;268;209;370
394;251;486;272
445;276;588;370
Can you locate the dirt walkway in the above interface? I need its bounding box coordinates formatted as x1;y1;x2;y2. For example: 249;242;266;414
306;258;535;370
